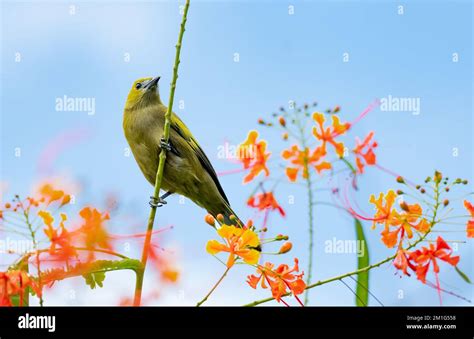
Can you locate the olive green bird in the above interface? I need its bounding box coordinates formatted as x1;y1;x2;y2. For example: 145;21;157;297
123;76;241;226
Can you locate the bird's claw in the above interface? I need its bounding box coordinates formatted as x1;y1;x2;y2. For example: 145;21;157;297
149;196;167;208
160;138;172;152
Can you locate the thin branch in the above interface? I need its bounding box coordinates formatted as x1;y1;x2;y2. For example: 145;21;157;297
133;0;190;307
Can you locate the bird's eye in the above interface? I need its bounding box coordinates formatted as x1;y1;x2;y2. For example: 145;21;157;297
135;82;142;90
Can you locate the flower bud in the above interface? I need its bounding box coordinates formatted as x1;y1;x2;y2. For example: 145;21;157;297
275;234;289;241
396;190;404;195
333;105;340;113
278;242;292;254
396;176;405;184
443;199;449;207
205;214;215;227
400;201;409;212
278;116;286;127
282;132;289;140
216;214;225;223
434;170;443;184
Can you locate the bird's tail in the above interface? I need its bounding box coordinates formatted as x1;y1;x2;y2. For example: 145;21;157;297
211;201;244;228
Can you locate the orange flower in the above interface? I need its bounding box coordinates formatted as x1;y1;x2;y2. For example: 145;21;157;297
312;112;350;157
247;192;285;217
0;270;38;306
237;131;271;183
369;190;397;231
247;258;306;305
206;225;260;267
40;210;77;261
410;236;460;283
393;249;416;276
147;245;180;284
380;202;431;248
78;207;112;258
38;183;71;206
282;144;331;182
353;132;377;174
463;200;474;238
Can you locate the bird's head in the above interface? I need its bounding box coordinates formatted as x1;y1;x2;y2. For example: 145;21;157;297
125;76;162;110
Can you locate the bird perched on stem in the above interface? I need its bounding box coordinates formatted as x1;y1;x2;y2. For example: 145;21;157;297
123;76;241;226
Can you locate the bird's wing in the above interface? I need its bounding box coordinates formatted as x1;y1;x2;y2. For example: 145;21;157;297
170;113;230;204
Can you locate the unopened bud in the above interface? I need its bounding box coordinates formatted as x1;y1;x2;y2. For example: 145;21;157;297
278;116;286;127
434;170;443;184
275;234;289;241
204;214;215;227
396;176;405;184
400;201;410;212
216;214;225;223
278;242;292;254
333;105;340;113
396;190;404;195
282;132;289;140
443;199;449;207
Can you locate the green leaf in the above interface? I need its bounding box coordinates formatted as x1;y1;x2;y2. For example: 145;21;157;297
355;219;370;307
455;266;472;284
83;271;106;289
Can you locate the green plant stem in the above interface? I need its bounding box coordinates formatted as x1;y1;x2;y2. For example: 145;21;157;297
14;247;130;268
20;205;43;306
243;179;442;307
196;266;231;307
295;109;315;305
133;0;190;307
303;171;314;305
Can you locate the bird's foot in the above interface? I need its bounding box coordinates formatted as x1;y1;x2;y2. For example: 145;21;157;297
160;138;172;152
149;196;167;208
149;191;173;208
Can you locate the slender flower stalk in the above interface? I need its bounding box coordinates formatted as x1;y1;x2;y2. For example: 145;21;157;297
133;0;191;306
196;266;231;307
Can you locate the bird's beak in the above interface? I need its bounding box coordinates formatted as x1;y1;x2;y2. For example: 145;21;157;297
144;76;160;90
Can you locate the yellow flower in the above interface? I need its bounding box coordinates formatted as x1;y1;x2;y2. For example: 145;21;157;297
206;225;260;267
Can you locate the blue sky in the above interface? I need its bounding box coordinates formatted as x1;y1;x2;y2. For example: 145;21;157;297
1;0;472;306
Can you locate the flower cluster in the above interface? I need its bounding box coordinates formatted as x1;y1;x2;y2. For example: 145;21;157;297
247;258;306;306
0;182;179;306
368;171;471;301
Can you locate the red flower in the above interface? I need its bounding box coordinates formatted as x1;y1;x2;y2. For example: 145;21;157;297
247;258;306;306
247;192;285;217
40;211;77;262
353;132;377;174
393;249;416;276
463;200;474;238
410;236;460;283
0;271;39;306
